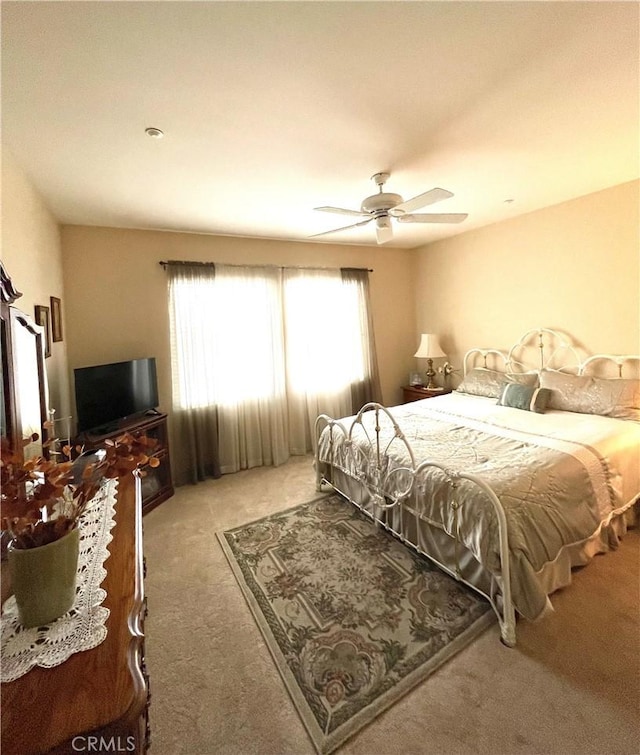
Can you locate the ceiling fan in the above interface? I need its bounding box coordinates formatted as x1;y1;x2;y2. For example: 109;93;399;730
311;172;468;244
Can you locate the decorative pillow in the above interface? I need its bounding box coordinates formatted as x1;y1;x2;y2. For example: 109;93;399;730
538;371;640;420
497;384;551;413
456;368;538;399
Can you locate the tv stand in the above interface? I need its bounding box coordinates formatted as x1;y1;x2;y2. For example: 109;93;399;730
76;413;174;514
91;421;121;436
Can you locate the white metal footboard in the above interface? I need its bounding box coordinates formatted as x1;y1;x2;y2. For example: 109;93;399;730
314;402;517;647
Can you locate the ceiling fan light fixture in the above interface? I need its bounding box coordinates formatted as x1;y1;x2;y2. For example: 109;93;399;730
311;173;468;244
375;215;393;244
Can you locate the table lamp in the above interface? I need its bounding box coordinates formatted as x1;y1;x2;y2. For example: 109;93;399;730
414;334;446;389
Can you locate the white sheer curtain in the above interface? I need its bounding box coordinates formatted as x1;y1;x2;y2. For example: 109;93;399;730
168;264;222;484
213;265;288;473
169;264;288;476
167;262;380;482
284;268;357;453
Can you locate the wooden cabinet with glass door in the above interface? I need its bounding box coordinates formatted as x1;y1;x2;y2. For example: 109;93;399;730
75;412;174;514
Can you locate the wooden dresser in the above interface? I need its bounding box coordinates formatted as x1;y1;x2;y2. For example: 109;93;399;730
1;474;150;755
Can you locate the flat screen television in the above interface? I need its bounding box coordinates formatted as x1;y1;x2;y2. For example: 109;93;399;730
74;357;159;433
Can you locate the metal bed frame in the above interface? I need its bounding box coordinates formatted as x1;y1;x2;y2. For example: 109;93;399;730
314;328;640;647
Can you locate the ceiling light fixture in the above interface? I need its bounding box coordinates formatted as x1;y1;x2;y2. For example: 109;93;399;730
145;127;164;139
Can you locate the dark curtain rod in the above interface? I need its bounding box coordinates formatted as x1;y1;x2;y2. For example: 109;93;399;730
159;260;373;272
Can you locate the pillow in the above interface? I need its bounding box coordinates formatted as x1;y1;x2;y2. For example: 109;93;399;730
497;384;551;413
456;368;538;399
538;371;640;420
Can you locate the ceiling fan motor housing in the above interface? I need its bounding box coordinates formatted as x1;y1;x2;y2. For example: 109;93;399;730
361;192;403;214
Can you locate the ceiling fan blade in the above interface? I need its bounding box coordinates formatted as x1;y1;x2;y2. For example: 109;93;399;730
376;223;394;244
309;217;373;238
314;206;368;218
390;187;454;216
398;212;468;224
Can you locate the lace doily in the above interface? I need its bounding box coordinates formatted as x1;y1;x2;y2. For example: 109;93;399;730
1;478;118;683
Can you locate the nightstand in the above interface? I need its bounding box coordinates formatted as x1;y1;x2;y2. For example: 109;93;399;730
401;385;451;403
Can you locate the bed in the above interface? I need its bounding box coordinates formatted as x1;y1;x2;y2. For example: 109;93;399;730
314;328;640;646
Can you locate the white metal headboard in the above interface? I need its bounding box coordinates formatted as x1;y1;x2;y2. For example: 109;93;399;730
580;354;640;378
463;328;639;377
507;328;584;373
462;348;509;375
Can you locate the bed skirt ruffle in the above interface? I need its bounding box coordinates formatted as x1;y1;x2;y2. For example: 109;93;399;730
323;465;637;623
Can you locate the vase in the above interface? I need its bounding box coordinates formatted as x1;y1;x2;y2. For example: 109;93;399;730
8;527;80;628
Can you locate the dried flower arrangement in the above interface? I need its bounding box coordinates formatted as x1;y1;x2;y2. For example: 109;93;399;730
1;430;159;550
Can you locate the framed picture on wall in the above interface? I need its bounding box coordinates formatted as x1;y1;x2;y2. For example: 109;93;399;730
50;296;63;342
34;305;51;358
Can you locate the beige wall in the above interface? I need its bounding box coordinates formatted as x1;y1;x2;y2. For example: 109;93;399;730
1;151;71;422
413;180;640;379
8;157;637;451
60;226;416;434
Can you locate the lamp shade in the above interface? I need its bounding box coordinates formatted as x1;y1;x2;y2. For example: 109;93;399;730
413;334;446;359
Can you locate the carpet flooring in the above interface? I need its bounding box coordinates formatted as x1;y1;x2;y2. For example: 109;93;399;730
143;455;640;755
219;493;493;753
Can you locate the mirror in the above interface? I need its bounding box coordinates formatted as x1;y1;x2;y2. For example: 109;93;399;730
10;310;47;459
0;263;49;461
1;318;7;440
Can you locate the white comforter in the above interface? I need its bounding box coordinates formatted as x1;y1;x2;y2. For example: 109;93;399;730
317;392;640;619
409;392;640;508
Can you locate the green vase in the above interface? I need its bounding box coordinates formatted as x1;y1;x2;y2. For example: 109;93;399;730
8;527;80;628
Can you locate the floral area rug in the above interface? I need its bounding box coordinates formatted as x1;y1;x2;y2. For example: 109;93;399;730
218;494;493;754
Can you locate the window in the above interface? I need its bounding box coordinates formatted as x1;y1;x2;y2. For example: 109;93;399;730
167;262;380;477
284;270;366;395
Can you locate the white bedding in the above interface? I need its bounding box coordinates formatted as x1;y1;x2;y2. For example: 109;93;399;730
402;391;640;509
317;391;640;621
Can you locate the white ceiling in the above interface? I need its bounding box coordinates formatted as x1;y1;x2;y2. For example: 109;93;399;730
2;1;639;250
